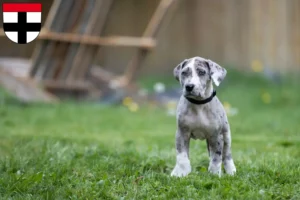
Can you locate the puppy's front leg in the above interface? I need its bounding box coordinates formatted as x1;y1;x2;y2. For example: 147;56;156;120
171;127;191;177
208;134;223;177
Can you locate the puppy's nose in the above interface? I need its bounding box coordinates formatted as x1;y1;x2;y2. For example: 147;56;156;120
185;84;194;92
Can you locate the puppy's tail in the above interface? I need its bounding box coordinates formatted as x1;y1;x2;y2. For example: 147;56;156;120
206;139;210;157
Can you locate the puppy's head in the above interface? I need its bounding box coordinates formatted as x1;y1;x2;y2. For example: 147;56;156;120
173;57;227;99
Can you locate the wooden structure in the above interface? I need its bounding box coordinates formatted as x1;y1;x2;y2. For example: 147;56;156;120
1;0;300;76
0;0;176;102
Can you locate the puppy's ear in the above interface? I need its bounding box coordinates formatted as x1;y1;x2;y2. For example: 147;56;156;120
173;59;188;81
206;59;227;86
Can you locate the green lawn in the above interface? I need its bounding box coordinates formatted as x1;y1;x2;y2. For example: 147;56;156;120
0;70;300;199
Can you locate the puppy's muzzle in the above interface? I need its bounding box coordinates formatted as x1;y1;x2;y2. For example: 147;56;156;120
185;84;195;92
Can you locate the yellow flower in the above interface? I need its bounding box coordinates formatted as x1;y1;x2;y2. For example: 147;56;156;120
261;92;271;104
166;101;177;109
223;102;231;109
122;97;133;106
223;102;231;114
223;101;238;116
128;102;139;112
251;60;263;72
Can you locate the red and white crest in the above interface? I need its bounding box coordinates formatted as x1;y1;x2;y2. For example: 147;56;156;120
2;3;42;44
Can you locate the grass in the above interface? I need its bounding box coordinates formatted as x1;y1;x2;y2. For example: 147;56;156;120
0;70;300;199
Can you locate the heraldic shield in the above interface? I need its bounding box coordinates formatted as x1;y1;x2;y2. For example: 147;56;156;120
2;3;42;44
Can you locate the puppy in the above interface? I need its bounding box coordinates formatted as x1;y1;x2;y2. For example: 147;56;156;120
171;56;236;177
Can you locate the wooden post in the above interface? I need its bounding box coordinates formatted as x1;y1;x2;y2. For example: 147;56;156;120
29;0;63;78
30;0;74;80
122;0;176;86
66;0;114;82
58;0;98;81
43;0;87;80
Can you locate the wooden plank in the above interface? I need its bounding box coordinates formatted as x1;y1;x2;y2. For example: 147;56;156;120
43;0;63;29
44;0;87;80
90;66;117;83
66;0;106;82
70;0;114;82
123;0;176;85
29;0;63;78
0;30;156;48
30;0;74;80
56;42;80;80
32;31;156;48
0;57;30;78
143;0;176;37
38;0;77;80
0;67;58;103
56;0;95;81
42;80;92;91
122;49;148;86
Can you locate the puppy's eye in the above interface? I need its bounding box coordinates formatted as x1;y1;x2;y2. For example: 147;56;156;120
197;69;206;76
181;71;188;76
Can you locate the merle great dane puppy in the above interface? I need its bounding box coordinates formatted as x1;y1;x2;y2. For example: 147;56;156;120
171;56;236;177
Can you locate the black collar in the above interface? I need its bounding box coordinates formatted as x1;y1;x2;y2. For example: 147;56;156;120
185;90;216;105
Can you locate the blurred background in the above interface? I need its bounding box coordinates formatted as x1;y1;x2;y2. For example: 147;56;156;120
0;0;299;105
0;0;299;110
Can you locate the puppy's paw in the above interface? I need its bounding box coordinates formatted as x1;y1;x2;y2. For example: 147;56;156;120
171;163;191;177
224;160;236;175
208;164;222;177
